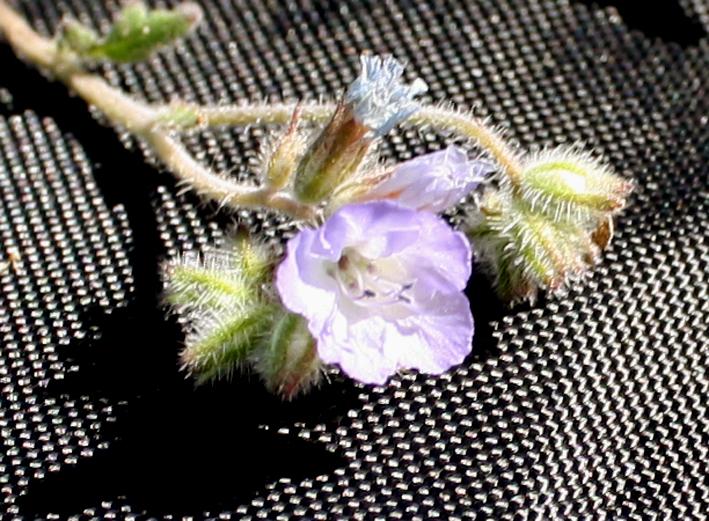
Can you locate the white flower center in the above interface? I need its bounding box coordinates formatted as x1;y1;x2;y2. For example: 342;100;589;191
328;248;415;308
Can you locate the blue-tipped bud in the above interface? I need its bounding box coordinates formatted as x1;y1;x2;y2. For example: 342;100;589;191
293;55;427;204
345;55;428;137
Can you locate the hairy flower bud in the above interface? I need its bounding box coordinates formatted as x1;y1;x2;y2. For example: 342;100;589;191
181;303;277;384
163;238;276;384
515;148;633;223
467;190;601;303
254;313;322;400
293;101;373;204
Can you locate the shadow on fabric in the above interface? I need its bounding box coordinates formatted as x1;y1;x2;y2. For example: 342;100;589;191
0;44;355;518
573;0;705;48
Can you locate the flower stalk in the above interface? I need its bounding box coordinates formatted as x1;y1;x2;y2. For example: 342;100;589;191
0;1;316;220
0;0;634;397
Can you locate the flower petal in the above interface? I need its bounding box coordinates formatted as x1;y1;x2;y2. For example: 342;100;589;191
317;292;473;384
365;146;494;212
275;228;337;334
324;201;421;258
317;312;398;385
402;211;472;293
390;292;474;374
275;201;475;386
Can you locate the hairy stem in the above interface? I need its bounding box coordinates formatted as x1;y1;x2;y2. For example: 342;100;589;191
409;107;523;184
196;103;333;127
191;103;523;184
0;0;522;194
0;1;316;220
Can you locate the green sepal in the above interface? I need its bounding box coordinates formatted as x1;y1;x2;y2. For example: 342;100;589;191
467;190;600;303
516;149;633;223
184;304;278;384
254;313;321;400
163;248;255;311
264;108;307;190
232;234;273;284
294;102;372;204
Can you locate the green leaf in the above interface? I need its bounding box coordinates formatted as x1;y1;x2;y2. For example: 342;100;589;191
59;19;99;54
82;2;202;63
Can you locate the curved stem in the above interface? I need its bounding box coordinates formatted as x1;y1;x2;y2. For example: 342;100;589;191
409;107;523;184
0;0;522;193
183;103;523;185
184;102;524;185
0;1;315;220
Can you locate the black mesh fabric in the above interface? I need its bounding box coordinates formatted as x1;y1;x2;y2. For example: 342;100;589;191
1;0;708;519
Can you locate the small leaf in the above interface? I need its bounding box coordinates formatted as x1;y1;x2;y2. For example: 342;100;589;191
59;19;99;54
85;2;202;63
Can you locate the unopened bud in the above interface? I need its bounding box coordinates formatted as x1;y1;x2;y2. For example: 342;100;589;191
293;101;372;203
162;238;277;383
255;313;322;400
181;303;277;384
516;149;633;223
467;190;601;303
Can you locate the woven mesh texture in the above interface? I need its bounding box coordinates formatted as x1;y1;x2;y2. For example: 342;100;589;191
1;0;708;519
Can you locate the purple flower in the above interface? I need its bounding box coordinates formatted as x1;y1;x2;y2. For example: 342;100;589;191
276;201;474;385
362;146;494;212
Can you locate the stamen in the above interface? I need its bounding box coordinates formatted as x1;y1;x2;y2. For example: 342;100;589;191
331;249;416;308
